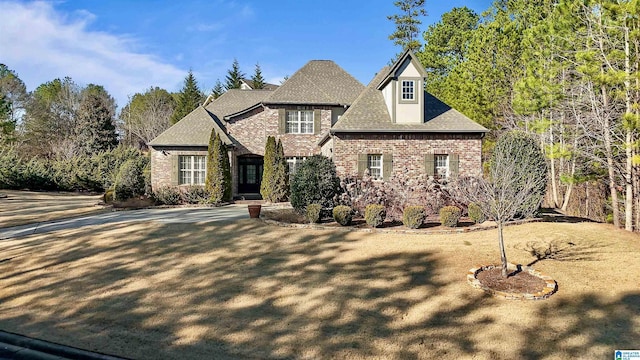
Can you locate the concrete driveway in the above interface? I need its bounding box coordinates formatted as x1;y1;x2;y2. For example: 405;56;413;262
0;205;252;240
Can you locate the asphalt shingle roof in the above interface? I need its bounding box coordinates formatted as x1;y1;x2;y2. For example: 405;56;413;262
148;106;230;147
332;67;488;133
264;60;364;106
206;89;274;121
241;78;279;91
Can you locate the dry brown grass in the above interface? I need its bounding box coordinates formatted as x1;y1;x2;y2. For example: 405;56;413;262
0;190;106;228
0;219;638;359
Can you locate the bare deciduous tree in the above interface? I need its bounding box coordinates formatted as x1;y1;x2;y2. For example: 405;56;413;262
454;132;548;277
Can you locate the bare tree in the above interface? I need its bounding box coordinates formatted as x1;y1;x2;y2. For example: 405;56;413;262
119;87;176;149
454;132;548;277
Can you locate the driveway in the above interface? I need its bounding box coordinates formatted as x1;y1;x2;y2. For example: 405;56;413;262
0;205;251;240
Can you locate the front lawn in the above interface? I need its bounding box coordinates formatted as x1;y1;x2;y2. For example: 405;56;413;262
0;190;105;228
0;219;637;359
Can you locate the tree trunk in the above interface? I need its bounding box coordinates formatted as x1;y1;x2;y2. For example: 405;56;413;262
602;83;621;228
498;222;508;278
624;25;634;231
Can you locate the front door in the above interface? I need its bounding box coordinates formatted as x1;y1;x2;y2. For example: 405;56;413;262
238;156;263;194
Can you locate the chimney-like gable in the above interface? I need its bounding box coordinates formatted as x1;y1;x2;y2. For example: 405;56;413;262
377;50;428;124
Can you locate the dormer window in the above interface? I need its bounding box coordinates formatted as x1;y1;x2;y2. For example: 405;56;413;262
401;80;415;101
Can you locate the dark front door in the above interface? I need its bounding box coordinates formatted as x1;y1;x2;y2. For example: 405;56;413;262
238;156;263;194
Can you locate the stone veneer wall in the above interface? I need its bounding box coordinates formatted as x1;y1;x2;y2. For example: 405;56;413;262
332;133;483;178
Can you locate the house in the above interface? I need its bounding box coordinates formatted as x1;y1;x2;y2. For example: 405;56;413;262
148;50;488;198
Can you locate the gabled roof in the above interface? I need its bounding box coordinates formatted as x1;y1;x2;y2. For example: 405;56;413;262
263;60;364;106
148;105;232;147
240;78;279;91
377;49;428;90
206;89;273;121
332;67;488;133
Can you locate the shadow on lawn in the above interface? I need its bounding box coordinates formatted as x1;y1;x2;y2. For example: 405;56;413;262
0;220;636;359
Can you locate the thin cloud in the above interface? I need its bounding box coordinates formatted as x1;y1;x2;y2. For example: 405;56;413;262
0;1;185;108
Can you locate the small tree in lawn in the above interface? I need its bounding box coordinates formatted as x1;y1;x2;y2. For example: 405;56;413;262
455;131;548;277
205;130;231;204
270;139;289;202
260;136;276;201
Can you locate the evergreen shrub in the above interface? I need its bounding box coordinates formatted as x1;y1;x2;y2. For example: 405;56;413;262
306;203;322;223
153;186;181;205
113;159;146;201
402;205;425;229
290;155;341;212
365;204;386;228
332;205;353;226
468;202;486;224
440;206;461;227
182;185;210;204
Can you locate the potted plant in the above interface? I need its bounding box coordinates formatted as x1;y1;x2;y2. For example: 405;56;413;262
248;204;261;218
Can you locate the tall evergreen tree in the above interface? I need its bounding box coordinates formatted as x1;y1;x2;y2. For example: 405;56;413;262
387;0;428;52
170;70;204;125
260;136;277;201
205;130;231;204
225;58;246;90
212;79;225;99
271;139;290;202
251;63;266;89
75;84;118;155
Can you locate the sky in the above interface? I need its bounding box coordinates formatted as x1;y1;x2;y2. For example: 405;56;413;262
0;0;493;110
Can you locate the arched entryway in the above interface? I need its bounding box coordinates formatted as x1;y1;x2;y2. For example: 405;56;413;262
237;155;263;195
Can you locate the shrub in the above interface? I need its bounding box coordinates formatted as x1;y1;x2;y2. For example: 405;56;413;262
365;204;386;228
306;203;322;223
440;206;461;227
402;205;425;229
114;159;147;201
205;131;232;204
153;186;181;205
182;185;210;204
103;188;114;204
290;155;341;212
333;205;353;226
468;202;486;224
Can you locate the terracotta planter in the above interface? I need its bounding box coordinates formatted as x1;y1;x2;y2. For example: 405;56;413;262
248;204;262;218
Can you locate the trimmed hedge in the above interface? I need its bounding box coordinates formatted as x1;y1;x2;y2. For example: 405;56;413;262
402;205;425;229
440;206;461;227
365;204;386;228
306;203;322;223
333;205;353;226
468;202;486;224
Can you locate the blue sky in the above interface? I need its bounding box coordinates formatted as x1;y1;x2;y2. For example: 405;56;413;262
0;0;493;109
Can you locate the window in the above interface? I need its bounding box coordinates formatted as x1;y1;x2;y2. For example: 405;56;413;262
286;110;314;134
435;154;449;178
368;154;383;179
286;156;306;175
179;155;206;185
401;80;415;101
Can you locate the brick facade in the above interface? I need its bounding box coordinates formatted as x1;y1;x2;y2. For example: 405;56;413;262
332;133;483;178
150;146;209;190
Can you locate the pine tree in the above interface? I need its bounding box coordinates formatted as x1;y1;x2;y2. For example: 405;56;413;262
212;79;225;99
205;130;231;204
387;0;428;52
251;63;266;89
260;136;276;201
75;84;118;155
170;70;204;124
225;58;245;90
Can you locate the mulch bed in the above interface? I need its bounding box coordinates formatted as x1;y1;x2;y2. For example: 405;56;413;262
475;267;546;294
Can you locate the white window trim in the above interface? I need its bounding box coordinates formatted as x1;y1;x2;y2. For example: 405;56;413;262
179;155;206;185
368;154;383;180
286;110;314;134
286;156;307;175
435;154;449;179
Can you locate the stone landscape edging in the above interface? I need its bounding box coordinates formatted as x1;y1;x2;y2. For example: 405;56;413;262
467;264;558;300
